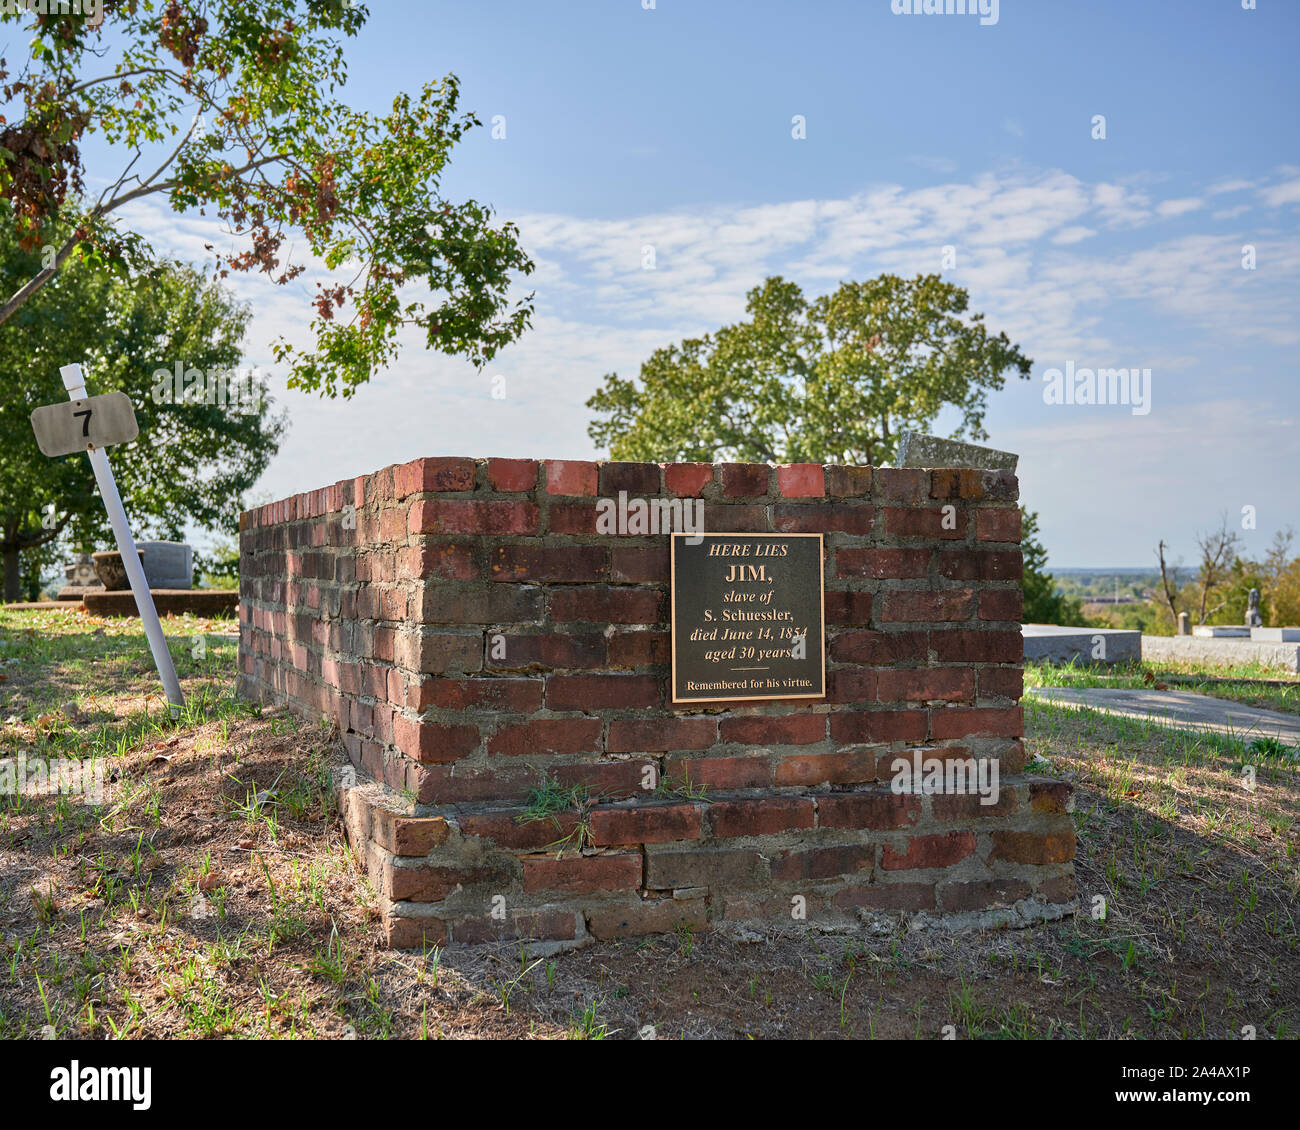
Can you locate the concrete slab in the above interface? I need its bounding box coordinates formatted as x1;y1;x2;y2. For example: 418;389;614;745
1027;686;1300;745
1253;627;1300;642
82;589;238;618
895;432;1018;471
1192;625;1250;638
1141;635;1300;674
1022;624;1141;665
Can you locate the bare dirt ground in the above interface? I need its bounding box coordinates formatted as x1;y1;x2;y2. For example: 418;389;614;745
1;609;1296;1039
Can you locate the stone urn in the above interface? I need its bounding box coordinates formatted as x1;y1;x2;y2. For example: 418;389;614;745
91;549;144;591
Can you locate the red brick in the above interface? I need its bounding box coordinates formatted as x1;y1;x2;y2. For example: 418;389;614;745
830;710;928;743
453;910;578;945
487;718;603;756
773;503;875;535
585;896;708;939
665;754;769;790
1029;780;1073;814
412;677;543;713
929;469;986;500
410;498;538;536
608;717;718;753
978;666;1023;700
879;588;974;622
394;457;476;497
936;549;1022;582
709;797;814;838
773;748;880;787
545;460;598;496
600;461;662;495
818;792;920;830
930;706;1022;739
938;879;1031;912
551;586;663;624
978;588;1023;622
719;463;770;498
830;630;928;665
827;668;878;704
989;831;1075;864
777;464;824;498
548;501;599;534
607;630;670;667
460;809;581;849
662;462;714;497
589;803;704;845
874;468;928;504
876;668;974;703
976;508;1021;542
834;883;933;911
610;545;668;582
931;789;1019;821
880;832;976;870
386;917;448;949
824;465;872;498
771;844;873;881
545;674;660;711
824;591;873;625
487;632;606;670
720;714;825;746
393;716;481;764
490;545;608;583
931;629;1022;664
370;811;450;856
522;853;642;894
883;507;966;540
487;457;538;492
837;547;930;579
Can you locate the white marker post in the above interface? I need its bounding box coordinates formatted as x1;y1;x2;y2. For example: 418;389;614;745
58;364;185;716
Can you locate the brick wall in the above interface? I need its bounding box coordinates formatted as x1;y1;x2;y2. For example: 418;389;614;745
238;458;1074;949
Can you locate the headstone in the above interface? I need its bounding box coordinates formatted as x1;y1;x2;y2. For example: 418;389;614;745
1192;625;1250;638
137;541;193;590
1177;611;1190;636
1245;588;1263;628
896;432;1018;471
57;551;104;601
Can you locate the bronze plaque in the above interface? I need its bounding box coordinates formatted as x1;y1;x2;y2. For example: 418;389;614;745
670;532;825;703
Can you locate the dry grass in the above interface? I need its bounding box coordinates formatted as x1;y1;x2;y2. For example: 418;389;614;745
1;609;1296;1039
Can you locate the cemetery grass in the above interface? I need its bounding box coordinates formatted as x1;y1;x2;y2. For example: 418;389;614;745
0;610;1295;1040
1026;658;1300;716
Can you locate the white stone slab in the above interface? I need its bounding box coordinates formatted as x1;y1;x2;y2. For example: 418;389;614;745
1252;627;1300;642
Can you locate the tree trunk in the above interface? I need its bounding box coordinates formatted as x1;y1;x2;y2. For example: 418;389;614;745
2;545;21;602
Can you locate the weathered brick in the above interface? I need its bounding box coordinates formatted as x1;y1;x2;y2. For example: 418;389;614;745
777;463;824;498
662;462;714;497
394;457;476;497
720;714;825;746
708;797;815;838
600;461;662;495
589;803;704;845
545;460;598;496
487;457;538;492
545;674;660;711
976;507;1021;542
607;717;718;753
393;716;481;764
929;706;1023;740
817;792;920;830
487;718;603;757
522;853;642;894
490;545;608;583
829;710;927;743
880;832;976;870
989;831;1075;865
719;463;770;498
771;844;873;882
837;547;930;579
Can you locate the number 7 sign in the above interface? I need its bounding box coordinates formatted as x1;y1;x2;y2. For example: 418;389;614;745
30;391;138;457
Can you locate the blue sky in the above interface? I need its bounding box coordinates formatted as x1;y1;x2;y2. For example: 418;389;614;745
99;0;1299;568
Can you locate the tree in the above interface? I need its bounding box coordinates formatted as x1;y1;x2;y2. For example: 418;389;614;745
0;218;284;600
0;1;534;398
1021;508;1084;625
587;274;1031;464
1155;515;1242;627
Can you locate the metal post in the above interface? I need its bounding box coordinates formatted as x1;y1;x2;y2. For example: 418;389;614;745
60;364;185;716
